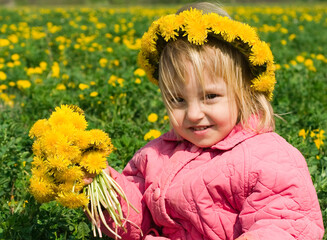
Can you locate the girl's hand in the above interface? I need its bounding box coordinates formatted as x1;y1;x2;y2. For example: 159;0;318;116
83;172;96;185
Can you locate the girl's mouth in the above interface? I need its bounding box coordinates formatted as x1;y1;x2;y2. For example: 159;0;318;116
190;125;212;131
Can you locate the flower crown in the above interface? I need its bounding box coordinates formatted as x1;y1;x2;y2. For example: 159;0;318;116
138;8;276;99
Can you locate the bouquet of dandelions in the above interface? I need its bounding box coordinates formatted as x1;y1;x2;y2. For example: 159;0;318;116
29;105;139;239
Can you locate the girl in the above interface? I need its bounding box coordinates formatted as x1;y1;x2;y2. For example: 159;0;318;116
87;2;324;239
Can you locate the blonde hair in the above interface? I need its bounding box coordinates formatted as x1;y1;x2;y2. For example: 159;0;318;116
159;38;275;132
176;1;231;18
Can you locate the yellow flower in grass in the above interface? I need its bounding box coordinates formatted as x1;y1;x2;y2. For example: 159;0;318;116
17;80;31;89
79;83;89;90
29;119;51;138
80;151;107;174
56;83;66;90
298;129;307;139
0;39;10;47
144;129;161;141
90;91;98;97
51;62;60;78
40;61;47;70
0;71;7;81
11;54;19;61
134;68;146;77
304;59;314;67
314;130;325;150
296;55;305;63
29;176;56;203
99;58;108;68
148;113;158;123
56;192;89;209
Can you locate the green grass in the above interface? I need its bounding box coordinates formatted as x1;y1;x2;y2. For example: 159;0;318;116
0;4;326;239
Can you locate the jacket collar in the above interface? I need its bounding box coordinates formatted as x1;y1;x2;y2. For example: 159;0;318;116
162;115;268;151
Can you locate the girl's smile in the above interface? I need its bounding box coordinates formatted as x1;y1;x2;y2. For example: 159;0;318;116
168;63;238;148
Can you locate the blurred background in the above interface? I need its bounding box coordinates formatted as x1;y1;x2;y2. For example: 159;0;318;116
0;0;325;6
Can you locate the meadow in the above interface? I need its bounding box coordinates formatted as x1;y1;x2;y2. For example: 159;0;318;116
0;4;326;239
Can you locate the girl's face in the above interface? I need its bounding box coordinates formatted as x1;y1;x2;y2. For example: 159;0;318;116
167;63;238;148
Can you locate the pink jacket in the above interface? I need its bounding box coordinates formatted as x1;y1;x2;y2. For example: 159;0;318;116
101;121;324;239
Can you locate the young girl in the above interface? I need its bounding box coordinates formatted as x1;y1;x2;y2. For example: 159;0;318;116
87;2;324;239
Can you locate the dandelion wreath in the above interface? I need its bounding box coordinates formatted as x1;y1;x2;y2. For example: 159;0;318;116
29;105;139;239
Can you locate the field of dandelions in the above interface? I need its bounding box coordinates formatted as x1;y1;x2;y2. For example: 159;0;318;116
0;4;326;239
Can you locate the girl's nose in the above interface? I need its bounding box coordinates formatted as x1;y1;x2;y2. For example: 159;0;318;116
186;101;204;122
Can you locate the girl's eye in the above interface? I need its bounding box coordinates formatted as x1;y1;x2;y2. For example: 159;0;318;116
205;94;219;100
170;97;184;103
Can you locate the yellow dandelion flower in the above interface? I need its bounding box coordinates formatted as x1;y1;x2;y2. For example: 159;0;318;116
46;155;71;172
0;71;7;81
298;129;307;139
304;59;314;67
157;14;180;41
314;138;323;150
55;166;84;183
31;165;48;179
40;61;47;70
31;156;44;168
249;41;272;65
99;58;108;68
49;105;87;130
90;91;98;97
41;130;69;156
48;107;73;127
53;123;77;141
148;113;158;123
55;142;81;162
56;83;66;90
144;129;161;141
79;83;89;90
88;129;113;155
135;78;141;84
29;119;51;139
32;139;43;156
80;151;107;174
141;26;159;54
51;62;60;78
251;73;276;94
134;68;146;77
57;181;84;193
29;176;56;203
17;80;31;89
73;130;91;150
182;9;208;45
56;192;89;209
296;55;305;63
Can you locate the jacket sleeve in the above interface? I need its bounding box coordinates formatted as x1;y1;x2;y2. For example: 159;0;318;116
237;134;324;240
98;150;154;240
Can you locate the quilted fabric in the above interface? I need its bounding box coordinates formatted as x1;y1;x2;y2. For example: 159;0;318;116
99;120;324;240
